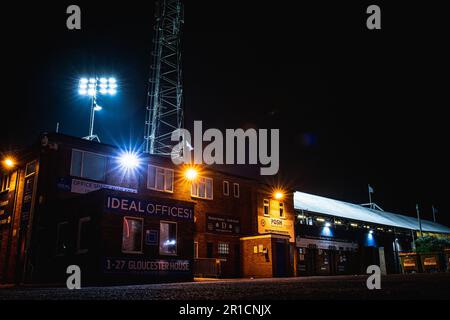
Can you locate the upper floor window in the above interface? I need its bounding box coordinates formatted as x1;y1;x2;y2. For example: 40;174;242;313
147;165;174;193
0;174;11;192
233;183;240;198
223;181;230;196
263;199;270;216
70;149;107;182
279;202;285;218
192;176;213;200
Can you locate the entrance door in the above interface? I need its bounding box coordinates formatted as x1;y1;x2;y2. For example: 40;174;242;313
274;241;288;277
234;244;241;277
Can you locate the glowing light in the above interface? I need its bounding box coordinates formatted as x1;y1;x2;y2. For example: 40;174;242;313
325;222;332;228
94;105;102;111
100;78;108;83
87;89;96;96
350;223;358;227
89;78;96;84
274;191;284;200
108;77;116;84
108;89;117;95
80;78;88;84
316;218;325;222
185;168;198;181
118;152;141;170
3;158;14;168
78;89;87;95
369;230;374;234
99;88;108;94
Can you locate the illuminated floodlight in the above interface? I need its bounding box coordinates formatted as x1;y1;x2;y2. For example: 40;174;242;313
108;77;116;84
108;89;117;95
99;88;108;94
185;168;198;181
79;89;87;95
118;151;141;170
325;222;332;228
79;84;87;89
89;78;96;84
80;78;88;84
94;105;102;111
100;78;108;83
369;230;374;234
3;158;15;169
87;88;96;96
99;83;108;89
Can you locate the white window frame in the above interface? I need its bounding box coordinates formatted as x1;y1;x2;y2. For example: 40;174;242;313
0;174;11;192
159;221;178;256
233;183;240;198
218;242;230;255
77;217;91;254
263;198;270;217
223;181;229;196
279;202;285;219
56;221;69;257
70;149;107;182
191;176;214;200
147;164;174;193
121;216;144;254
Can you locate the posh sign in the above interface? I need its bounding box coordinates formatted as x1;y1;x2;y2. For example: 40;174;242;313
105;195;193;221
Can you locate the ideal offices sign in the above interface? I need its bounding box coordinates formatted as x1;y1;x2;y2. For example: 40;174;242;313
105;195;194;221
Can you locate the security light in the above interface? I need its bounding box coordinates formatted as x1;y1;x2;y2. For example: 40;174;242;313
118;151;141;170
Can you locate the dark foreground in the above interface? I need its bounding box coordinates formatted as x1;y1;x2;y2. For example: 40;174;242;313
1;273;449;300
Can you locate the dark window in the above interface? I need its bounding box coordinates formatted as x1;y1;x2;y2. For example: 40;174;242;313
223;181;229;196
233;183;240;198
206;242;214;258
77;217;91;254
70;149;107;181
56;222;69;256
263;199;269;216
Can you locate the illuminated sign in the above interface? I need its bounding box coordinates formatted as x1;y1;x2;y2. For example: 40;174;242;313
0;193;13;226
103;257;191;275
105;195;194;221
206;215;240;234
259;216;294;241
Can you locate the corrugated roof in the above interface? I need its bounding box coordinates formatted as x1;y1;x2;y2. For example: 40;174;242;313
294;191;450;234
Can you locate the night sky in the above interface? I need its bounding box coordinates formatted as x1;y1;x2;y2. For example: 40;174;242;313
2;1;449;225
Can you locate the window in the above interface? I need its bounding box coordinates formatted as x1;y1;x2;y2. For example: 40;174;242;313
147;165;174;192
263;199;270;216
192;176;213;200
77;217;91;254
218;242;230;255
122;217;143;254
233;183;240;198
70;149;107;182
0;174;11;192
25;161;37;176
56;222;69;256
223;181;229;196
160;221;177;255
279;202;285;218
194;242;199;259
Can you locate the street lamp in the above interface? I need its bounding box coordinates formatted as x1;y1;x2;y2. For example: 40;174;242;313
79;77;118;142
2;157;15;169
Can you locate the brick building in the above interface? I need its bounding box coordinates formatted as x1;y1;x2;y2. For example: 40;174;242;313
0;133;296;285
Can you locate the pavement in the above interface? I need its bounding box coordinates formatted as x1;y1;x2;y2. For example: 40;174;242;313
1;273;449;300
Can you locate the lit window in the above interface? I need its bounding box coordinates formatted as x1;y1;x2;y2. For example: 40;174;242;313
233;183;240;198
263;199;270;216
70;149;107;181
279;202;285;218
147;165;174;192
223;181;229;196
160;221;177;255
192;176;213;200
56;222;69;256
218;242;229;255
77;217;91;254
0;174;11;192
122;217;143;254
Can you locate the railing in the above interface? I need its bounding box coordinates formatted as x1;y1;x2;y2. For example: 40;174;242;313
193;258;223;278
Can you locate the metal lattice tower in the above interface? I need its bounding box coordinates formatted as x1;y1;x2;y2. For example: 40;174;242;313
144;0;184;155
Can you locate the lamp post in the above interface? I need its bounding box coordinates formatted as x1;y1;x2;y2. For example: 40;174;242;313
79;77;117;142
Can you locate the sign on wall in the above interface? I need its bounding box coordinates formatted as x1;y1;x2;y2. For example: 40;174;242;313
103;257;191;275
57;177;138;194
206;215;240;234
258;216;294;242
0;192;13;226
105;195;194;222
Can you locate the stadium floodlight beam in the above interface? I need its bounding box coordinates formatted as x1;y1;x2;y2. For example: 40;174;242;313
78;77;118;142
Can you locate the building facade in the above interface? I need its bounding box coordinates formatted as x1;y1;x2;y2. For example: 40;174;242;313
0;133;296;285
